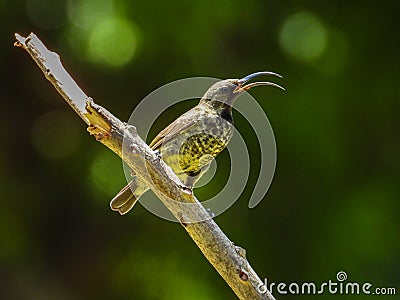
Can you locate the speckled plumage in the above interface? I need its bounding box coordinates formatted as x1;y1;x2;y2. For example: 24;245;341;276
110;72;283;215
152;103;234;181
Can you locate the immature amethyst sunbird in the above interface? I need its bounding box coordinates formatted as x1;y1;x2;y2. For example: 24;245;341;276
110;72;283;215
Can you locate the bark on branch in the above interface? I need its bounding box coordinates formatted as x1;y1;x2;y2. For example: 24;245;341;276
14;32;275;300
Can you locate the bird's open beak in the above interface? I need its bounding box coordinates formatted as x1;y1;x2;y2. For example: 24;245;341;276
234;71;284;93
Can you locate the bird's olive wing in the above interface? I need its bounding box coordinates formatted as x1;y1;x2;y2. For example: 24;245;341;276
149;108;201;150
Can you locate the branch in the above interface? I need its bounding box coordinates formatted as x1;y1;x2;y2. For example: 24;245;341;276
15;33;275;300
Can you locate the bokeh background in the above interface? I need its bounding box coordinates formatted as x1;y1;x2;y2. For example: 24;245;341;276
1;1;399;299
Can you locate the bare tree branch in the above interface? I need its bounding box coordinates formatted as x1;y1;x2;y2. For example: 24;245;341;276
15;32;275;300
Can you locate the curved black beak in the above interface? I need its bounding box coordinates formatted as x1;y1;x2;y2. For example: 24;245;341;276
234;71;284;93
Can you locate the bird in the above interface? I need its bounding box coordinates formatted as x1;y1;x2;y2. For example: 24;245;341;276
110;71;283;215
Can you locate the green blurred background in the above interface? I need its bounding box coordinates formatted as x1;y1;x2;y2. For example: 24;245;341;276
1;0;399;299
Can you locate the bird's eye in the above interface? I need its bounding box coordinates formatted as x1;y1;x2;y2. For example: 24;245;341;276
221;86;229;94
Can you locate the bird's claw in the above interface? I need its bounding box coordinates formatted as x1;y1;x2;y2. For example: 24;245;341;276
180;185;193;194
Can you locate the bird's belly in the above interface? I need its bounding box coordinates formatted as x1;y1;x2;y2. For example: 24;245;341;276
160;125;233;178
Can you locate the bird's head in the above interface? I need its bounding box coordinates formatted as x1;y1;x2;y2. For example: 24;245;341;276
200;71;284;109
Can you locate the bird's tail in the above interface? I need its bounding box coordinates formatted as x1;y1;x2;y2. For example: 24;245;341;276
110;176;148;215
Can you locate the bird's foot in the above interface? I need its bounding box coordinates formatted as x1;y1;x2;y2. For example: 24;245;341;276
154;149;161;157
180;185;193;194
